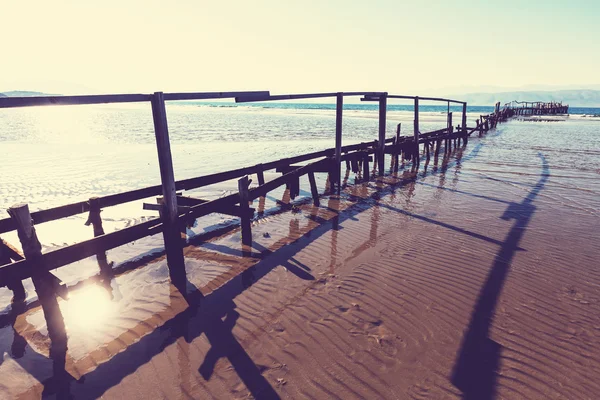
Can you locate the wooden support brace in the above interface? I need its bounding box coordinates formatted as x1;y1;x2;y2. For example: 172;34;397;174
7;203;68;353
0;239;26;301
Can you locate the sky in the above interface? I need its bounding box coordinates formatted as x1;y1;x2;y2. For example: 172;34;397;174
2;0;599;96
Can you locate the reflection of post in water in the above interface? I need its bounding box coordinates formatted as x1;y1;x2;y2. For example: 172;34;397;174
256;195;266;217
85;197;116;299
279;188;291;208
451;147;464;190
341;167;350;189
288;216;301;239
451;154;549;400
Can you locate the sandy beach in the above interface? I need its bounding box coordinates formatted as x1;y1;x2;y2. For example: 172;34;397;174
1;115;599;399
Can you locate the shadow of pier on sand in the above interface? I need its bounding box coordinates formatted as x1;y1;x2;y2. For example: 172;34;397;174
450;153;549;400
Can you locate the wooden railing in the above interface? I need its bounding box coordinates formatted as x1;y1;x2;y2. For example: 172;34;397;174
0;89;475;349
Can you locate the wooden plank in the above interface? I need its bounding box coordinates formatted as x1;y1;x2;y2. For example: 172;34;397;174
164;91;269;101
236;92;338;102
0;93;151;109
177;195;249;217
0;239;26;299
151;92;186;285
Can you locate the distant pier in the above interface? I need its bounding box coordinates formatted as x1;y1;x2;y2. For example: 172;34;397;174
505;100;569;116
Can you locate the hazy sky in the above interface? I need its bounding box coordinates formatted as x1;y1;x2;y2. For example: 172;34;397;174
2;0;599;95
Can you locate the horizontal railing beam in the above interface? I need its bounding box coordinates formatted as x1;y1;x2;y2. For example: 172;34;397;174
0;218;161;283
235;91;386;103
0;94;152;108
164;91;270;101
0;91;271;109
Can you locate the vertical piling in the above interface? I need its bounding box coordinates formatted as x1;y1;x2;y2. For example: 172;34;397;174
238;175;253;246
8;204;67;353
414;97;420;166
150;92;186;286
307;171;320;207
377;93;387;176
335;93;343;193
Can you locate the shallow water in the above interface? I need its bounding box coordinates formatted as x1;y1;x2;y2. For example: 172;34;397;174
0;102;599;398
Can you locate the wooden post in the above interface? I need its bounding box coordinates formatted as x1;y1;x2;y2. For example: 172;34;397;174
256;168;265;186
7;204;67;353
363;151;370;182
462;103;467;135
151;92;186;287
307;171;320;207
414;97;420;166
335;93;343;194
377;93;387;176
238;175;252;247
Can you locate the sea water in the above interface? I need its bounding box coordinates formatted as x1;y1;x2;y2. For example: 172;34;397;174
0;101;598;308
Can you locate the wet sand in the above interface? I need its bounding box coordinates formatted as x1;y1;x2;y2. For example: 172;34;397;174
2;123;600;399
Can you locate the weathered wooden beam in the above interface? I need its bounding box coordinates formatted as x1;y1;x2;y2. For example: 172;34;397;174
7;204;67;353
164;91;269;102
414;97;420;166
0;218;161;285
0;93;151;109
307;172;320;207
363;152;370;182
0;239;26;301
378;93;387;176
238;176;253;247
151;91;186;286
257;169;265;186
335;93;343;193
177;195;252;217
462;103;468;134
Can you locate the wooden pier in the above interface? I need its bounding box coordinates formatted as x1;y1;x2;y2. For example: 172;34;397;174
505;100;569;116
0;90;560;351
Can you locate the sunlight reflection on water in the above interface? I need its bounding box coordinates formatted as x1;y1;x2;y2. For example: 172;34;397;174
59;284;117;333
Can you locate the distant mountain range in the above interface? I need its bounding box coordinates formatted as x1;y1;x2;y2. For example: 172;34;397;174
447;89;600;107
0;90;55;97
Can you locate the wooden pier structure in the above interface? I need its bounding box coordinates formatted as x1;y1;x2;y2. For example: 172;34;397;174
0;90;556;351
504;100;569;116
